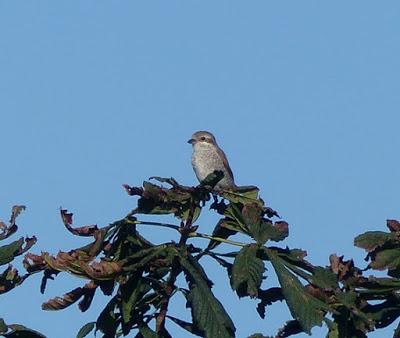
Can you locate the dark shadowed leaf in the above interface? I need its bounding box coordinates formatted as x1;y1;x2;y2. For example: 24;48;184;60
354;231;393;252
166;315;203;336
206;219;237;250
136;324;160;338
256;287;284;319
76;322;95;338
123;184;144;196
3;324;46;338
247;334;273;338
0;265;24;294
96;296;118;336
276;320;303;338
266;249;328;334
200;171;224;188
231;245;264;298
394;322;400;338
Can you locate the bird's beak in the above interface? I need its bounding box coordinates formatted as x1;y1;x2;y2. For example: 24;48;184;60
187;138;195;144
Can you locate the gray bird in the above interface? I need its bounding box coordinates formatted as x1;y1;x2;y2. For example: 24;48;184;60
188;131;236;190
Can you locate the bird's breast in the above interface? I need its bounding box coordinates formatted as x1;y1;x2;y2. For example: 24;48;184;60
191;145;230;183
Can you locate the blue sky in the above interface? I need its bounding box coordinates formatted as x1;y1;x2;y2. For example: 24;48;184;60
1;2;399;337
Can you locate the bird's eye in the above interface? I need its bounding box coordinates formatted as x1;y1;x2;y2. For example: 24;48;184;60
200;137;206;141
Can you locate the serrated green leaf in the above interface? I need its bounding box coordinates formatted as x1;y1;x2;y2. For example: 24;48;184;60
76;322;95;338
223;204;247;233
311;267;338;289
0;238;24;266
187;285;235;338
220;189;262;206
336;290;357;308
354;231;393;252
120;278;151;326
231;245;264;297
179;253;235;338
267;249;328;334
250;220;288;245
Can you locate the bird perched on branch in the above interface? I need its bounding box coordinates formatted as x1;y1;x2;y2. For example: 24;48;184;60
188;131;236;190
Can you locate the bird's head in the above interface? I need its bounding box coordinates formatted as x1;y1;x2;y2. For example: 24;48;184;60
187;131;217;146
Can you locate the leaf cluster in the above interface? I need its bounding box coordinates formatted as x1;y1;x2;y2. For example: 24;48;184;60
0;206;44;337
12;173;400;337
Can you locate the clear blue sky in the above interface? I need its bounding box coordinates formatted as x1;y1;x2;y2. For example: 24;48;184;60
1;2;399;337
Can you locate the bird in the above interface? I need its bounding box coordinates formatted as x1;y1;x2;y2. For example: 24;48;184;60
188;131;236;190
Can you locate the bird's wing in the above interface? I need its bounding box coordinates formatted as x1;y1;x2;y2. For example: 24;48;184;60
219;147;234;181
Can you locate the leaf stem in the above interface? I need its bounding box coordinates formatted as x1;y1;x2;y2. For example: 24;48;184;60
190;232;246;247
133;220;180;231
133;220;247;247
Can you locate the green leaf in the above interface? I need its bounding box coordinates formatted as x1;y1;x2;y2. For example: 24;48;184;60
0;238;24;266
223;204;247;233
266;249;328;334
242;203;264;243
120;278;151;326
231;245;264;297
220;188;262;206
251;220;288;245
240;202;288;245
96;296;118;336
180;205;201;223
76;322;95;338
354;231;393;252
310;267;338;289
179;253;235;338
370;248;400;271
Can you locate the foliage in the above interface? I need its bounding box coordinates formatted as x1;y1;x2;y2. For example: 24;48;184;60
0;206;44;337
6;171;400;337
